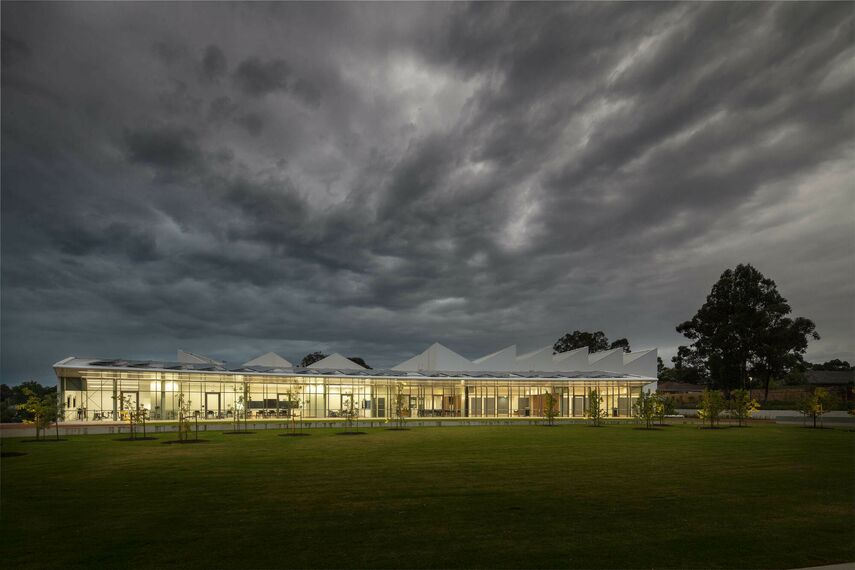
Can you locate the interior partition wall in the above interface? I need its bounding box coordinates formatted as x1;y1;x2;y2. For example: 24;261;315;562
56;369;647;421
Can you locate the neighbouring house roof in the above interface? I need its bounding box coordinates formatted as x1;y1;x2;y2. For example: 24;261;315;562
657;382;705;393
806;370;855;386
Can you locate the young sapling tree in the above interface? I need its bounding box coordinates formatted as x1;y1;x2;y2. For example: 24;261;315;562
341;393;359;434
697;389;725;428
177;392;192;442
543;389;558;426
122;394;137;440
20;388;51;441
393;382;407;430
53;393;64;440
798;388;834;428
728;388;760;427
586;389;607;427
285;386;303;434
633;390;657;429
656;394;675;426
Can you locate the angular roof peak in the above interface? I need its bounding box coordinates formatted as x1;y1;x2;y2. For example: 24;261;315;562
472;345;517;368
307;353;367;370
177;349;222;365
386;342;658;378
392;343;474;371
242;352;293;368
514;346;555;371
622;348;658;378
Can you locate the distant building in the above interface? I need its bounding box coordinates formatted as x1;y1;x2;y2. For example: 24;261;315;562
54;343;657;422
656;381;705;404
806;370;854;403
656;382;705;395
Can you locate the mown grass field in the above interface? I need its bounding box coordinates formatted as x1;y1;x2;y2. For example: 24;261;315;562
1;423;852;569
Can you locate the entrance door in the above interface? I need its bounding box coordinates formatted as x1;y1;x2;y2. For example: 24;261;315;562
376;397;386;418
485;397;496;416
573;395;586;417
206;393;221;418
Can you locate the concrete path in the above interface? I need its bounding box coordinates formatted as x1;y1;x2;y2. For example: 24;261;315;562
793;563;855;570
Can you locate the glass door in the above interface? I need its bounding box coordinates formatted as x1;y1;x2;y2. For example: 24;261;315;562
206;392;221;419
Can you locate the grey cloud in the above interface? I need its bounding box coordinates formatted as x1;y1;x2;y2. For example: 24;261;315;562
233;57;291;97
52;222;159;263
0;2;852;384
152;40;187;65
292;78;321;108
157;79;204;116
1;32;30;67
124;126;201;170
208;96;238;123
202;44;226;81
232;55;322;107
234;112;264;137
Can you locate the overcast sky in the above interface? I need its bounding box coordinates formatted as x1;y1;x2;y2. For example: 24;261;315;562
2;2;853;383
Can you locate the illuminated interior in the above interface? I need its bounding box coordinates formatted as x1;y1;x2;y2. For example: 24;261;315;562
55;367;647;422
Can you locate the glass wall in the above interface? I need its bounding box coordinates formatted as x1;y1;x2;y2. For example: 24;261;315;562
56;369;647;421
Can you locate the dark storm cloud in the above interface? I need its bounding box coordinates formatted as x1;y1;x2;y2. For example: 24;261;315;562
124;126;201;170
233;57;292;97
208;96;238;123
1;32;30;67
234;112;264;136
233;55;322;106
152;40;187;66
1;2;853;383
201;44;226;81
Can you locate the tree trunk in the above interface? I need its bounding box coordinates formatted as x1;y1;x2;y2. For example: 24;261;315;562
763;371;771;403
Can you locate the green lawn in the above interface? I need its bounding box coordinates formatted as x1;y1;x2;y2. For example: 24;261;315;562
1;424;852;569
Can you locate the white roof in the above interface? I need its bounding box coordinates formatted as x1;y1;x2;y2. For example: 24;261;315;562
307;353;367;370
391;343;658;378
177;349;222;365
471;345;517;370
391;343;473;372
53;356;651;381
242;352;293;368
515;346;555;371
52;340;659;380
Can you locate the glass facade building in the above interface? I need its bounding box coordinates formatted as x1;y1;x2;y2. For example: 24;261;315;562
54;357;653;422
